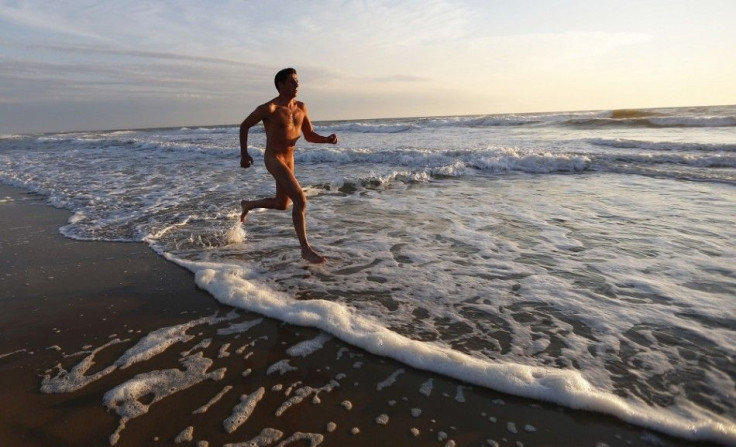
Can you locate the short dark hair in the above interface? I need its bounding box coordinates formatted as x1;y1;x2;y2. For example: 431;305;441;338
274;68;297;91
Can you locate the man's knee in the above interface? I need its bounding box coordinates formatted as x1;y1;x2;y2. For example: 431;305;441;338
274;197;290;210
291;192;307;211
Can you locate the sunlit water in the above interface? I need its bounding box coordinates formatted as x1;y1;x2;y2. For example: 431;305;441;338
2;105;735;443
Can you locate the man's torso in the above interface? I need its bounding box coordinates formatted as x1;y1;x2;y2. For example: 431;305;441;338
262;100;305;159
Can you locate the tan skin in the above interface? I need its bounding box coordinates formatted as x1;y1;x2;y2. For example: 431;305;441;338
239;73;337;264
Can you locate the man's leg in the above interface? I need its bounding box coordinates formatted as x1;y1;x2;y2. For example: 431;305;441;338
262;156;326;263
240;189;289;222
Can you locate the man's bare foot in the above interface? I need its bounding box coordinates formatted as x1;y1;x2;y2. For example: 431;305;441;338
240;200;249;223
302;247;327;264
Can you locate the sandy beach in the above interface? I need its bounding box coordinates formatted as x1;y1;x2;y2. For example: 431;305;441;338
0;183;713;447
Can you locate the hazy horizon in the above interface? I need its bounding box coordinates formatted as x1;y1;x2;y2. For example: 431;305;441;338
4;103;734;136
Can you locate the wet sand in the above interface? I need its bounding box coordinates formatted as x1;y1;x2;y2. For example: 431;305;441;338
0;184;709;447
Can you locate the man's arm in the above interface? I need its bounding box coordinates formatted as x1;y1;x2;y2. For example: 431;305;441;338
240;106;266;168
301;104;338;145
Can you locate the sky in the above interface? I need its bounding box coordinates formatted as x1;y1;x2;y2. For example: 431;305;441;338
1;0;735;134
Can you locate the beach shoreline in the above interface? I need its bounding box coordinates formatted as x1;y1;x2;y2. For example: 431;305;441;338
0;183;713;447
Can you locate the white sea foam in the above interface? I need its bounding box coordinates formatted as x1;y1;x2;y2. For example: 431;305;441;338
275;381;339;417
116;312;236;369
217;318;263;335
218;343;231;358
267;359;298;375
0;133;25;140
376;414;389;425
0;349;26;359
224;222;247;244
104;352;226;445
41;339;126;393
294;146;591;175
181;338;212;357
376;368;405;391
178;126;238;135
455;385;467;403
419;379;434;397
193;385;233;414
286;333;332;357
223;427;283;447
174;426;194;443
284;381;302;396
223;387;266;434
182;260;736;444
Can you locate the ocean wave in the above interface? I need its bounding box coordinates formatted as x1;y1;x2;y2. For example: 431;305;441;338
35;136;109;146
32;135;240;157
586;138;736;153
315;112;611;133
294;147;591;175
565;116;736;128
100;130;136;136
178;126;239;135
650;116;736;127
133;140;236;156
316;122;417;133
314;108;735;133
598;153;736;168
295;147;592;193
422;115;541;128
319;170;435;193
0;134;26;140
469;149;591;173
609;108;664;119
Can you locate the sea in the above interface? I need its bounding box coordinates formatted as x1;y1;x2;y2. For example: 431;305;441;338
1;105;735;444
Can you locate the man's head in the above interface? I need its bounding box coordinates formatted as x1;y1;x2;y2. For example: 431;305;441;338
274;68;297;92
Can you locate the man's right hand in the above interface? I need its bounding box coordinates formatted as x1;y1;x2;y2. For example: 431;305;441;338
241;154;254;168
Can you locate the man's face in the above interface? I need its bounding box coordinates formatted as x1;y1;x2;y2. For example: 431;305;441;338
279;74;299;97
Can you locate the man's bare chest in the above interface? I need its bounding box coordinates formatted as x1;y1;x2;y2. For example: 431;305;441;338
271;107;303;130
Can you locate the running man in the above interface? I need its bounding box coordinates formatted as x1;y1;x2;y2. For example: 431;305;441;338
239;68;338;264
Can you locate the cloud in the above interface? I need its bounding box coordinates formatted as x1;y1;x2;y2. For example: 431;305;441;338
0;53;269;105
24;43;269;67
0;1;112;42
296;0;473;49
